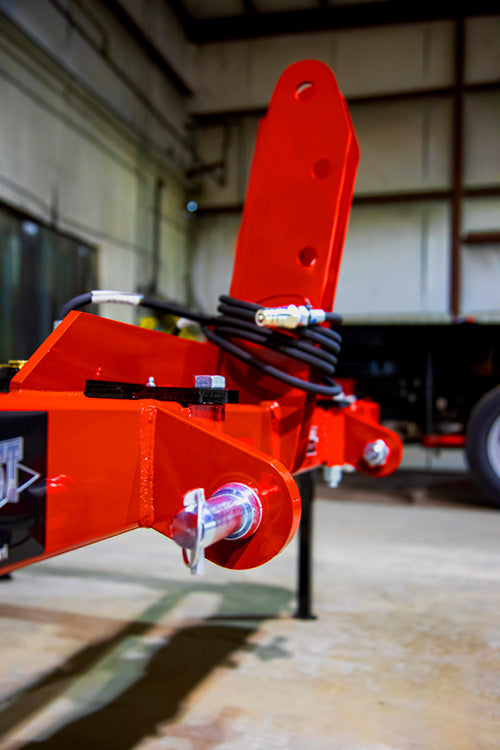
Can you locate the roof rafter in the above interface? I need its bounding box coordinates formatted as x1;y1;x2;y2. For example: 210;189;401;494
167;0;500;42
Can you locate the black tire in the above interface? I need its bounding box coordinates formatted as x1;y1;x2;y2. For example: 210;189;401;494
466;386;500;507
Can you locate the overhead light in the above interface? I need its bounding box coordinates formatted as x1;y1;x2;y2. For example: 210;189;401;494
22;220;39;236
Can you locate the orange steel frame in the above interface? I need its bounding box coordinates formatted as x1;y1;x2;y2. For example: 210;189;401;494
0;61;402;574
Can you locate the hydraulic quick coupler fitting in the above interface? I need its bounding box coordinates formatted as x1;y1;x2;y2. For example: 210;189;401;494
255;305;327;329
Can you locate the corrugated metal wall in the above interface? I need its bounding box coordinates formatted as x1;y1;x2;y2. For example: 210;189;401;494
189;16;500;320
1;5;498;324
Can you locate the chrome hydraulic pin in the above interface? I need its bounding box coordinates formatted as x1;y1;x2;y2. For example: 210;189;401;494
170;483;263;574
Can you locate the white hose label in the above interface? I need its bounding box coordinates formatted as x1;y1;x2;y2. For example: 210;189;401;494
91;291;143;306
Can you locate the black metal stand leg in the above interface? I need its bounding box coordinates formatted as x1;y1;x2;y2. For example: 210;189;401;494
295;470;317;620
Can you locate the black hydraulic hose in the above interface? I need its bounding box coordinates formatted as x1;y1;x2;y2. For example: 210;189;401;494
56;292;211;326
141;297;209;325
57;291;344;396
57;292;93;320
204;325;341;396
201;295;344;396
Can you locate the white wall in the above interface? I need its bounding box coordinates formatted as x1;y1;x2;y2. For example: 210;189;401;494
460;16;500;317
335;203;450;318
194;22;454;112
117;0;197;91
1;6;499;322
190;212;240;313
0;0;192;322
189;16;500;319
461;197;500;317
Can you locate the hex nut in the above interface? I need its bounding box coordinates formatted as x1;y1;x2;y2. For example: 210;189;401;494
194;374;226;389
362;439;390;467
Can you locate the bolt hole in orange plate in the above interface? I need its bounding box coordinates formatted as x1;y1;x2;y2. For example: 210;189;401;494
312;158;332;180
295;80;315;101
298;246;318;268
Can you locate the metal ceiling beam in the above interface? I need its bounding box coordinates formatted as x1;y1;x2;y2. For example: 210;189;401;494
106;0;192;94
167;1;500;42
242;0;257;14
190;77;500;122
165;0;197;38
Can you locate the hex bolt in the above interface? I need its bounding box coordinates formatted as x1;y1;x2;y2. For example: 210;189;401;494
194;375;226;389
323;465;342;488
362;439;390;468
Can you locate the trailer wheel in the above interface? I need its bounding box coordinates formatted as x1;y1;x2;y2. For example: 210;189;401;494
466;386;500;507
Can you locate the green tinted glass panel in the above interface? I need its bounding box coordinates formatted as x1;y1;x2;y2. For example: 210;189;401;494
0;205;97;360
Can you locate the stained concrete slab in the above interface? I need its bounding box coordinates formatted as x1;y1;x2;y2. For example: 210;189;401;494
0;472;499;749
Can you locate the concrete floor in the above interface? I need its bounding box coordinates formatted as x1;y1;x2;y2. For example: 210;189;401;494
0;471;499;750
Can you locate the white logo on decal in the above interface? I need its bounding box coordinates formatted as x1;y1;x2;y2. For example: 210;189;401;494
0;544;8;560
0;437;41;510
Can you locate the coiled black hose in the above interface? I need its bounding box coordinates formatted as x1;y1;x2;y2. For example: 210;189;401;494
203;296;343;396
57;292;343;396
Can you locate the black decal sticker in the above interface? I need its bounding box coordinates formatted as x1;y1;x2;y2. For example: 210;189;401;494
0;412;47;567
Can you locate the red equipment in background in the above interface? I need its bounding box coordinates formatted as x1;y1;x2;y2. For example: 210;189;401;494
0;61;402;577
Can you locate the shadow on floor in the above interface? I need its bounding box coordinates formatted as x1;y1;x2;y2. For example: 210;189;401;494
0;580;293;749
16;622;255;750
